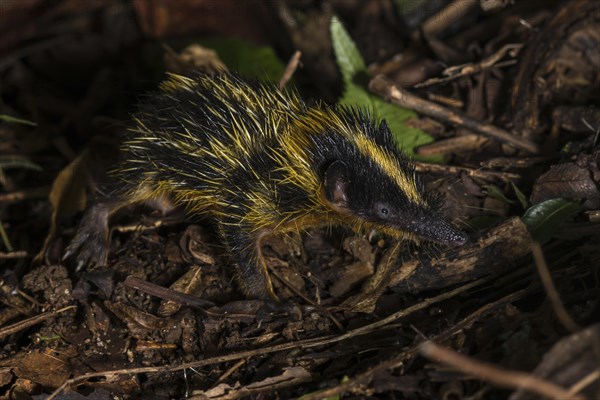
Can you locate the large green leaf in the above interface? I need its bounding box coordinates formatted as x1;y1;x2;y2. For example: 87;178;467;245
521;198;584;244
330;17;435;157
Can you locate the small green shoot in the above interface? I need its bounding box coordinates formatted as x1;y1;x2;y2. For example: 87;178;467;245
0;114;37;126
0;219;13;252
511;182;529;209
484;184;515;205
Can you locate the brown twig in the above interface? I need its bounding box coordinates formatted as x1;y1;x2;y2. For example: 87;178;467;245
420;0;479;38
414;161;520;181
278;50;301;90
113;221;163;233
415;44;523;88
567;369;600;397
0;305;77;340
420;341;584;400
189;366;310;399
425;93;464;108
416;134;488;156
214;359;246;386
530;242;580;333
123;276;214;311
369;75;539;154
0;186;51;203
480;157;550;169
0;250;29;259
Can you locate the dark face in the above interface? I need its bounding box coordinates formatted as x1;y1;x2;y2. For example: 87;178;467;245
324;159;467;246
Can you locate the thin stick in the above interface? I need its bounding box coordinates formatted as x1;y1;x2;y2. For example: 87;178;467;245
279;50;302;90
530;242;580;332
420;341;584;400
0;250;29;259
124;276;214;310
0;306;77;340
369;75;539;154
0;186;51;203
214;359;246;385
414;161;520;181
421;0;478;37
567;369;600;397
415;44;523;89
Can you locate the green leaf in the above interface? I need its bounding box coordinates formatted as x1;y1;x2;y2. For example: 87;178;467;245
330;16;367;97
0;114;37;126
522;199;584;244
484;184;515;205
330;17;436;159
0;218;13;252
511;182;529;209
199;37;285;83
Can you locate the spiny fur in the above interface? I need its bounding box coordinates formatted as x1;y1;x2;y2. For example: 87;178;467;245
119;74;423;232
66;72;465;299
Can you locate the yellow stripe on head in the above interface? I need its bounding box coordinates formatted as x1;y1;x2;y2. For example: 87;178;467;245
352;133;424;206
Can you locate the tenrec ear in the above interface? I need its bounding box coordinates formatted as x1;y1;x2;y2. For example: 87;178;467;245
324;160;349;207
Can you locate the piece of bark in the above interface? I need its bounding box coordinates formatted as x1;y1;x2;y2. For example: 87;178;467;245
531;154;600;209
390;217;532;292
